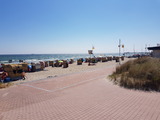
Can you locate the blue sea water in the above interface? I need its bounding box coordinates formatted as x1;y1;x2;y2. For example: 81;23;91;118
0;53;119;63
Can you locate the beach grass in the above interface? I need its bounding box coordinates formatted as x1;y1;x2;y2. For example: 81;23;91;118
109;57;160;91
0;82;13;89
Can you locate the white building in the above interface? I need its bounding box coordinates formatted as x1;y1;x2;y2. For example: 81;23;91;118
148;46;160;58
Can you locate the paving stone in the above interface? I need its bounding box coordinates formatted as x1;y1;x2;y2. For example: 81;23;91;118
0;64;160;120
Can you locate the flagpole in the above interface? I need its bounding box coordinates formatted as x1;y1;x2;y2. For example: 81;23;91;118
119;39;121;57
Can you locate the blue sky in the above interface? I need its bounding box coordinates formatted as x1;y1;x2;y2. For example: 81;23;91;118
0;0;160;54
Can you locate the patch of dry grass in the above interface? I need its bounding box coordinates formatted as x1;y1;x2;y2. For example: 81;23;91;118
109;57;160;91
0;82;13;89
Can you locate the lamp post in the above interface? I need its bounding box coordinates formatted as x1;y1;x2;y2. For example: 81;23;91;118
119;39;121;57
118;39;121;65
122;44;124;55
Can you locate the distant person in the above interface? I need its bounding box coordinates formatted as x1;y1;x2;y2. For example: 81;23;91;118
19;69;26;80
22;70;26;80
1;71;8;83
17;69;26;80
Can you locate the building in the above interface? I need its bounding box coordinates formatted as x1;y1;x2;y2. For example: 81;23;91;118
148;45;160;58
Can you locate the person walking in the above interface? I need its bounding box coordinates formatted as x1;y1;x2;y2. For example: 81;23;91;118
1;71;8;83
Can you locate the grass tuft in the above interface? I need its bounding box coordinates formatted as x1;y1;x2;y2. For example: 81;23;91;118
0;82;13;89
109;57;160;91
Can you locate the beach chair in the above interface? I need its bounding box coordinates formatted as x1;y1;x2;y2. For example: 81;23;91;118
63;60;68;68
77;59;82;65
121;56;124;61
115;57;120;62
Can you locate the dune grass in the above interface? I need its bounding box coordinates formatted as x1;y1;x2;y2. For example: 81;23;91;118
109;57;160;91
0;82;13;89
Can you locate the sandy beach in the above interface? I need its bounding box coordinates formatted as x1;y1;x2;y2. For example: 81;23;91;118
13;58;132;84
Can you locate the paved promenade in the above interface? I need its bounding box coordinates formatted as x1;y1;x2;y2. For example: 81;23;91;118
1;63;160;120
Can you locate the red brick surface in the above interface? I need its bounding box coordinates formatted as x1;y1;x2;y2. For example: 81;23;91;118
0;63;160;120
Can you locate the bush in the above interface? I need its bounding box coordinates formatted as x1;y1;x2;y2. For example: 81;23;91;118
109;57;160;91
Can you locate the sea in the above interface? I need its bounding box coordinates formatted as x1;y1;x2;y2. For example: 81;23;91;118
0;53;120;64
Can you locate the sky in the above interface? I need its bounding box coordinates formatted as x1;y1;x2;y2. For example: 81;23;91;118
0;0;160;54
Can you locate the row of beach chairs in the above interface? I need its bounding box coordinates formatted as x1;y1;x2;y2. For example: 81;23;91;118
0;57;124;81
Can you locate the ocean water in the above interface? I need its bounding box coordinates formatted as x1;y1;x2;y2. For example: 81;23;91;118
0;53;119;63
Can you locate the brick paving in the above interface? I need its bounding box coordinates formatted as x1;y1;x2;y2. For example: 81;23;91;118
1;63;160;120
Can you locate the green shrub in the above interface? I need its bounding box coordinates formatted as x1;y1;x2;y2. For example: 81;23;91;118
109;57;160;91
